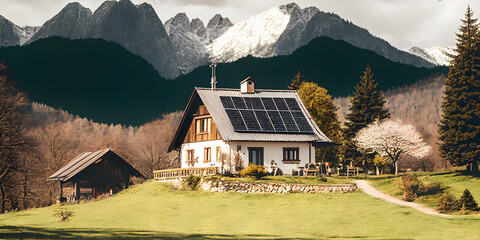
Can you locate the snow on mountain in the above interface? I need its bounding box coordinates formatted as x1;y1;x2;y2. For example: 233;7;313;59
0;15;39;46
408;46;454;66
14;26;40;45
209;6;291;63
3;0;436;78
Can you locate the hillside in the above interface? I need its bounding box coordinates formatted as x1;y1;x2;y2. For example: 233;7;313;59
0;37;447;125
1;180;480;239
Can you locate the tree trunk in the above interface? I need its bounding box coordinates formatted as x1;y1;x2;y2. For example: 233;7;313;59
472;161;479;173
395;161;398;175
467;163;471;172
0;185;5;214
376;166;380;176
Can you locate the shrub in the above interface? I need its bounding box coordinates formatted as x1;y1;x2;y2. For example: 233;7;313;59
438;194;460;213
420;182;445;196
240;164;267;179
402;174;421;201
402;174;444;201
318;176;328;182
183;175;202;190
459;189;479;211
54;208;73;222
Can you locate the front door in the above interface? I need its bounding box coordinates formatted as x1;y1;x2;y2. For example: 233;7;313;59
248;147;264;165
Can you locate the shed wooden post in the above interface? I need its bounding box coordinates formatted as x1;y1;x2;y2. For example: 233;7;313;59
59;181;63;200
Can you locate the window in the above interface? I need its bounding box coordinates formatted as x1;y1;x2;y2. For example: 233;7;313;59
196;118;209;133
204;148;211;163
186;149;195;166
283;148;299;161
248;147;264;165
216;146;221;163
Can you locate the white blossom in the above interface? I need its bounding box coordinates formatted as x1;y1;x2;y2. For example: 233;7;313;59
356;119;431;174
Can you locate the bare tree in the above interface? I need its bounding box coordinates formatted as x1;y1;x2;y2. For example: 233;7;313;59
134;112;181;178
0;62;28;213
356;119;431;175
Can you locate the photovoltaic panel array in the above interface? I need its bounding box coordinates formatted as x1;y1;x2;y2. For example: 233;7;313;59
220;96;313;133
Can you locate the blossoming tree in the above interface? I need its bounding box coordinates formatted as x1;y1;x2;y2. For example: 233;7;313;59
356;120;431;175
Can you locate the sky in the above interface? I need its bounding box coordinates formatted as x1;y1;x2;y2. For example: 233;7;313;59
0;0;479;50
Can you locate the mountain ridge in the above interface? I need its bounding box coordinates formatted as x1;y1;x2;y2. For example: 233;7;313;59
0;36;447;125
1;1;435;79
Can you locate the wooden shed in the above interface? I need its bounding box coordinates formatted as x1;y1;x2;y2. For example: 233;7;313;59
48;148;143;201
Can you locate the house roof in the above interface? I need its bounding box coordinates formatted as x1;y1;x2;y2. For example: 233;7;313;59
168;87;331;151
47;148;143;182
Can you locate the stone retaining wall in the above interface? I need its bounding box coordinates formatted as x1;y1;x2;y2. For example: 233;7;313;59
200;179;357;194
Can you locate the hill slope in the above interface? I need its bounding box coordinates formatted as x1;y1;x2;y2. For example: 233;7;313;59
0;180;479;239
0;37;447;125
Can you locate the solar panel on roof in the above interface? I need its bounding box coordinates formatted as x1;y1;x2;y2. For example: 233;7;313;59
261;98;276;110
255;110;274;131
250;97;264;110
240;110;261;131
221;96;312;134
273;98;288;110
220;96;234;109
291;111;313;132
267;111;286;132
280;111;300;132
231;97;247;109
243;97;253;109
225;109;247;131
285;98;301;111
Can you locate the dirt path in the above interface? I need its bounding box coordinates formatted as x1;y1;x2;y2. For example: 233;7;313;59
354;180;451;217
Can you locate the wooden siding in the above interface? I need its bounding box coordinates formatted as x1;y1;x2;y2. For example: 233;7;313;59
70;152;131;199
183;105;221;143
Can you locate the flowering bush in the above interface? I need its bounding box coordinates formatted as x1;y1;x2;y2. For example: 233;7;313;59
240;164;267;179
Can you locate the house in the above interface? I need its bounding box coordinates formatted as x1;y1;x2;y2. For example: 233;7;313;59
167;77;332;174
47;148;143;200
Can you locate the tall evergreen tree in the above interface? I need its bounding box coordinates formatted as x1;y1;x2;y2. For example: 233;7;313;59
439;6;480;173
288;70;305;90
344;66;390;166
297;82;343;164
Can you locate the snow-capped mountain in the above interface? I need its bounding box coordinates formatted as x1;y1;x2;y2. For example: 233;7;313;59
209;6;290;62
408;46;454;66
210;3;433;68
2;0;435;79
0;15;39;47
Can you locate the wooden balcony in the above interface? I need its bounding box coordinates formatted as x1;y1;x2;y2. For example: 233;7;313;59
153;167;218;181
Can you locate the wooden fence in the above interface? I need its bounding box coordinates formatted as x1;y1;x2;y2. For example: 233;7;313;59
153;167;218;181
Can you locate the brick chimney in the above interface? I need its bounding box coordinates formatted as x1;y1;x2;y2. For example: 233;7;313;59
240;77;255;94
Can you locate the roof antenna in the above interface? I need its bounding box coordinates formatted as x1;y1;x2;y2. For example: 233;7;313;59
210;63;217;90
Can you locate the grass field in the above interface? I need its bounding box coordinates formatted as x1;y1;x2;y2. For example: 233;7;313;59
1;179;480;239
367;171;480;212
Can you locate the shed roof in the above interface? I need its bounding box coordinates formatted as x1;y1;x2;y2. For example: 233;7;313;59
168;87;331;151
47;148;143;182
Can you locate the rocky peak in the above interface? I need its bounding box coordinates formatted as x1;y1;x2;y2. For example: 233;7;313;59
206;14;233;30
206;14;233;42
190;18;206;38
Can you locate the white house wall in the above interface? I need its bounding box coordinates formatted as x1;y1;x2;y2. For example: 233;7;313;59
180;140;315;175
180;140;232;170
228;142;314;175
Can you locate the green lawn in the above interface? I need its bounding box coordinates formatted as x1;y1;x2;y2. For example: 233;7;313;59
1;180;480;239
367;171;480;212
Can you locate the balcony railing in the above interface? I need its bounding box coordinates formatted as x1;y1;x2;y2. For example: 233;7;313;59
153;167;218;181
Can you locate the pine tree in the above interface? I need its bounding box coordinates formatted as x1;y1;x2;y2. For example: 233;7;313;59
297;82;343;164
439;6;480;173
343;66;390;166
288;70;305;90
459;189;479;211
